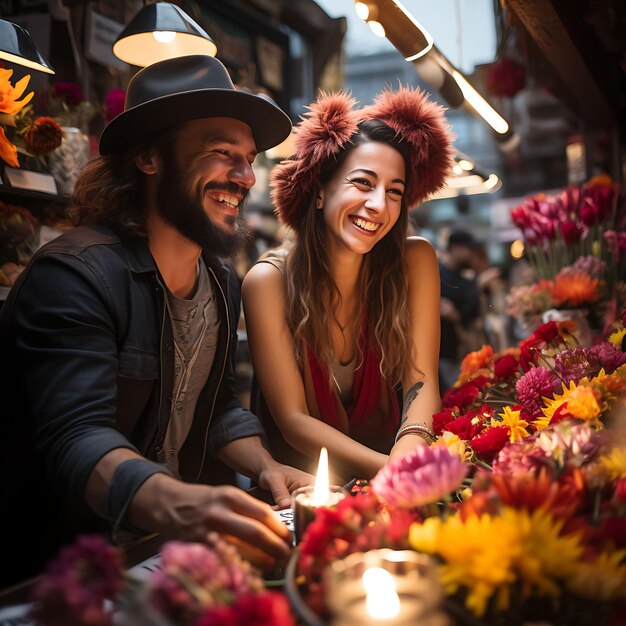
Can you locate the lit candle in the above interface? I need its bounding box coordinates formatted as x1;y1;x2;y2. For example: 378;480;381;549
325;549;449;626
292;447;344;544
362;568;401;620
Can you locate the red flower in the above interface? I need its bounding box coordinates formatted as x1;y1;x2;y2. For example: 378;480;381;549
432;407;459;435
442;384;480;409
560;220;583;245
23;116;64;156
485;58;526;98
491;468;583;519
532;321;560;344
470;426;510;462
444;414;482;440
494;353;519;380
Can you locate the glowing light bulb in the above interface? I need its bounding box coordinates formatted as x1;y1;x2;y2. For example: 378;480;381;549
368;20;386;37
153;31;176;44
354;1;370;20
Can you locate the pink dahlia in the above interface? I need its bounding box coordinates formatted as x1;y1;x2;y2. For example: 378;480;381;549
515;367;559;417
371;445;468;508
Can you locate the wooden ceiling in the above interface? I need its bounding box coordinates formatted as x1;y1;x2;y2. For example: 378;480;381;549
504;0;625;132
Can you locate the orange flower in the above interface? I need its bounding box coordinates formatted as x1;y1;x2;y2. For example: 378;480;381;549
0;68;34;168
460;345;494;377
0;126;19;167
550;271;600;307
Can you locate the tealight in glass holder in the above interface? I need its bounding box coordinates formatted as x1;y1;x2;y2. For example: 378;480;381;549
292;484;345;544
324;549;450;626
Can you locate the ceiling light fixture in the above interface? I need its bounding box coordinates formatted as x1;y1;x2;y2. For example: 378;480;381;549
113;2;217;67
0;18;55;74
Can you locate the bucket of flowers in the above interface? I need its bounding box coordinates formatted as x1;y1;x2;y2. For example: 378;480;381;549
507;176;626;336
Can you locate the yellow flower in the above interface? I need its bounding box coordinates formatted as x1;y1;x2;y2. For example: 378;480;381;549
567;549;626;601
512;508;584;597
600;446;626;481
608;326;626;349
409;508;585;617
410;513;521;617
499;406;530;442
436;431;472;461
535;380;582;430
565;386;601;421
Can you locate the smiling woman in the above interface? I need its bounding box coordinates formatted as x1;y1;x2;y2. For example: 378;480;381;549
242;87;454;480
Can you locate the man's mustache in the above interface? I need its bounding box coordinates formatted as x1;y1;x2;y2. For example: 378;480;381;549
204;181;249;201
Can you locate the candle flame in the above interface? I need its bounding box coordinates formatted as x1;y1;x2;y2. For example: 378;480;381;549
312;447;330;506
363;568;401;619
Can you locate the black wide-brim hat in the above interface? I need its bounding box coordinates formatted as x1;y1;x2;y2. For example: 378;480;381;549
99;54;292;155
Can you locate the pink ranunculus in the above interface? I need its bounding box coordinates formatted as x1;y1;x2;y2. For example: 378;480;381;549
371;445;468;509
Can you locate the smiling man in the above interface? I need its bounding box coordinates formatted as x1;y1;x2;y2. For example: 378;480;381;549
0;55;309;587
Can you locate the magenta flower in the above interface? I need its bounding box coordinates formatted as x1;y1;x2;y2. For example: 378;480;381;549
104;88;126;122
150;539;263;624
29;535;124;626
515;367;559;417
493;435;550;477
586;341;626;374
371;445;468;508
51;81;85;107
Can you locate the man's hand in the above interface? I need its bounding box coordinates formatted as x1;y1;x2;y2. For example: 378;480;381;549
257;463;314;509
129;476;292;570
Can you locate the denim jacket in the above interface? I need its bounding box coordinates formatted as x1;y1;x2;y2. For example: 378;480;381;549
0;224;263;583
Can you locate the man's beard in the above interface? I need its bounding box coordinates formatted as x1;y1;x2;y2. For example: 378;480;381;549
155;151;251;258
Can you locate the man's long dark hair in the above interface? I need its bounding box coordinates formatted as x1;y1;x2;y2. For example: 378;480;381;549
69;127;179;238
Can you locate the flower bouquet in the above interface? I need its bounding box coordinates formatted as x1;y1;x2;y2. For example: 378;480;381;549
290;317;626;625
508;176;626;333
28;533;296;626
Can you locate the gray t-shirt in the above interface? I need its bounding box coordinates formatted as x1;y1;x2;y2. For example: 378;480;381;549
159;261;220;477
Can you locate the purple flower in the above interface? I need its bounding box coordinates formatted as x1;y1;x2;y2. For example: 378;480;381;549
572;255;606;277
586;341;626;374
371;445;468;508
515;367;559;417
29;535;124;626
553;347;593;385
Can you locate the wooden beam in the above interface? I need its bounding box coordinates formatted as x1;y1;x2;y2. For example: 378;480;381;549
505;0;616;128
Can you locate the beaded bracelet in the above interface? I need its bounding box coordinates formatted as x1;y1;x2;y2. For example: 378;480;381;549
394;422;436;445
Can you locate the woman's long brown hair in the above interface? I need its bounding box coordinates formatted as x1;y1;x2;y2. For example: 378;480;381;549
284;119;414;387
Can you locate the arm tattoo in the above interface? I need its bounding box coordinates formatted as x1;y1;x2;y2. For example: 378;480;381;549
401;381;423;424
